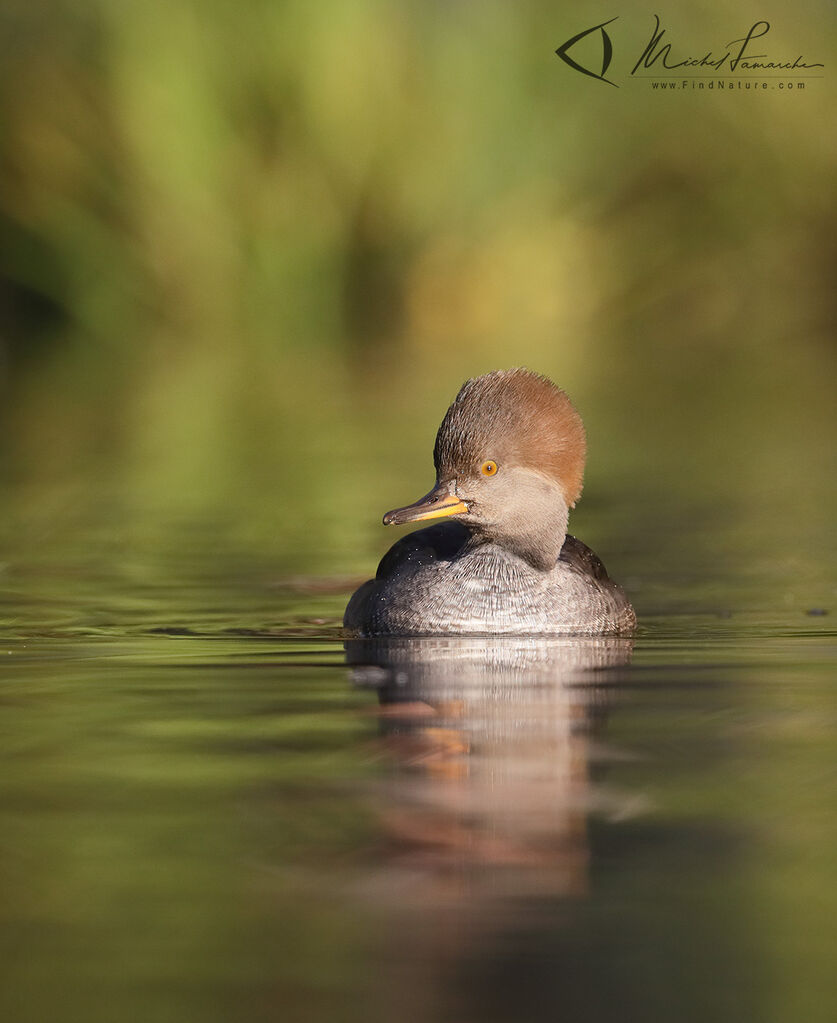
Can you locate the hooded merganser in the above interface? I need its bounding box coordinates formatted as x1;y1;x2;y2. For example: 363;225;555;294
344;369;635;636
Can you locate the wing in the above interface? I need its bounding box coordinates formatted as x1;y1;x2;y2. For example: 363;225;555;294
558;533;613;583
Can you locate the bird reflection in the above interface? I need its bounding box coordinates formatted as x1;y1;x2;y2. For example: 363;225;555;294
346;636;633;905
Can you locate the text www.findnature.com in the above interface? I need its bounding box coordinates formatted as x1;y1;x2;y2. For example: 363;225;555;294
650;80;806;90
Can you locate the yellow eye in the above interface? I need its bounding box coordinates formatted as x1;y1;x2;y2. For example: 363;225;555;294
480;460;498;477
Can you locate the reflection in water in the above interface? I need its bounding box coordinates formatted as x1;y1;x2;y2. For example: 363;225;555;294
348;636;632;899
346;636;633;1017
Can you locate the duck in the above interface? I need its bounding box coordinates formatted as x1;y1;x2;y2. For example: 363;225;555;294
344;369;636;636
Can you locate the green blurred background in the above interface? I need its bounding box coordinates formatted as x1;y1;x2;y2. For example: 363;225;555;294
1;0;835;596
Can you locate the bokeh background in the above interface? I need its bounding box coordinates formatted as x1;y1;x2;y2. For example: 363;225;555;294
1;0;835;599
1;6;836;1023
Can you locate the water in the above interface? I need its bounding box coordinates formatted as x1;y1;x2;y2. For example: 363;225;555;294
1;511;835;1023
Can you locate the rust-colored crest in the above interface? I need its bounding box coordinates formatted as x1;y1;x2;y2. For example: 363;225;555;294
433;369;587;505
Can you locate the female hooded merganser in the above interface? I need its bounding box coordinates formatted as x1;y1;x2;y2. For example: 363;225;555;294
344;369;635;636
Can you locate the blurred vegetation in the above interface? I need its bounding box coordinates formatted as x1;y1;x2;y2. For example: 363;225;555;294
0;0;835;579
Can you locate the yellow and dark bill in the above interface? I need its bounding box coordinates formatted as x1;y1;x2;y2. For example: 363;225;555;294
383;485;468;525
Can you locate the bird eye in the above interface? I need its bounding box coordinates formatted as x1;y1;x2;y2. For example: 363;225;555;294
480;460;498;477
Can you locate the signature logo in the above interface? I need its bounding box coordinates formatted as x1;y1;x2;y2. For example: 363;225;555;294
556;16;824;86
555;17;619;87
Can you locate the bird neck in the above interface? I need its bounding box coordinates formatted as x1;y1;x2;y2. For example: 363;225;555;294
468;499;569;573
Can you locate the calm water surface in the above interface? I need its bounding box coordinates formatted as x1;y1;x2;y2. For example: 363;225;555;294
1;514;835;1023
